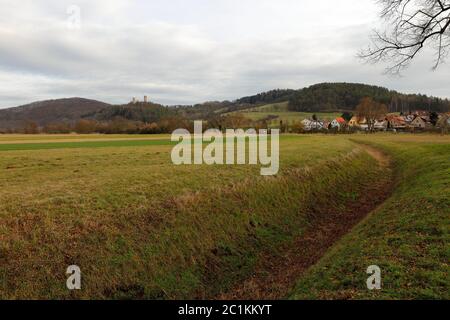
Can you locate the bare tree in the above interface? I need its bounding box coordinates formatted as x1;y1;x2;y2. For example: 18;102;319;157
356;97;388;132
360;0;450;74
23;120;39;134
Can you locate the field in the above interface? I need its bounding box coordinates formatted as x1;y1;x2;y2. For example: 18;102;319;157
0;133;448;299
227;101;342;126
291;135;450;299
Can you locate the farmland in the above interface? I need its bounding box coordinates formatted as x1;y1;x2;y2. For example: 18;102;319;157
227;101;342;126
291;135;450;299
0;133;448;299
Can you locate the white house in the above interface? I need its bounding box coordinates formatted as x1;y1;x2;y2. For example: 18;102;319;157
302;119;324;131
410;116;427;129
301;119;312;131
330;117;347;130
374;119;388;131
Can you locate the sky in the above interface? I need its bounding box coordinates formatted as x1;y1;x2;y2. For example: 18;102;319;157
0;0;449;108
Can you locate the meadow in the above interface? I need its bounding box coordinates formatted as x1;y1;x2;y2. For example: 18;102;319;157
0;133;448;299
227;101;342;126
291;134;450;299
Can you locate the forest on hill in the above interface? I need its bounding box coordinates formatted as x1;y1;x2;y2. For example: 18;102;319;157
236;89;296;105
0;98;110;129
88;102;174;123
287;83;450;113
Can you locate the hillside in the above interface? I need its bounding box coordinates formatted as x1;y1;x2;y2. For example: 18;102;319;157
0;83;449;131
0;98;110;129
0;99;177;131
236;89;296;105
175;89;296;120
226;101;342;128
88;102;174;123
203;83;450;117
288;83;450;113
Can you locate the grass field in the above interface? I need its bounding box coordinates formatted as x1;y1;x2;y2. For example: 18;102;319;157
290;135;450;299
0;133;448;299
246;101;291;112
228;101;342;126
0;139;174;151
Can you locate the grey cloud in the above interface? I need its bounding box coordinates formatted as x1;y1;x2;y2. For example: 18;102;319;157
0;0;449;109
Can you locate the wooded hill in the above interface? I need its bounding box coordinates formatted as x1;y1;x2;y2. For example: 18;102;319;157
0;83;448;131
236;89;296;105
0;98;111;129
87;102;174;123
188;83;450;115
288;83;450;113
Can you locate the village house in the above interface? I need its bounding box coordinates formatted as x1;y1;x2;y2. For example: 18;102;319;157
387;115;407;131
348;116;368;130
329;117;347;130
403;114;415;124
301;119;324;131
348;116;360;127
374;118;388;131
410;116;428;129
301;119;312;131
437;114;450;128
413;110;430;117
299;111;448;133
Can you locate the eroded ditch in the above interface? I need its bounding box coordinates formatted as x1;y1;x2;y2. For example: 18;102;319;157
217;144;394;300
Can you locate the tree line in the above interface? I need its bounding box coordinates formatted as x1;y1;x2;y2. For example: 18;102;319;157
3;117;192;134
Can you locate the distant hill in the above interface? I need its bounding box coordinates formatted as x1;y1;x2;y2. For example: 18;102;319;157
0;98;110;129
175;90;296;120
236;89;296;105
288;83;450;113
205;83;449;116
1;83;448;130
88;102;174;123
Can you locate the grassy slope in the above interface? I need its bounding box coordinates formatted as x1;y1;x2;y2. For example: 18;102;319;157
228;102;341;126
229;101;290;113
290;135;450;300
0;135;380;299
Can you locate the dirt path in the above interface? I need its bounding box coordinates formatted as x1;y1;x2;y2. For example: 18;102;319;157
359;144;391;168
217;144;393;300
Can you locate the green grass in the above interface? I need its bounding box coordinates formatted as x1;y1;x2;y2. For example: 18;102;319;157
0;133;448;299
234;111;341;127
0;134;365;299
0;139;175;151
228;101;342;127
244;101;290;112
0;135;296;152
290;134;450;300
0;133;171;142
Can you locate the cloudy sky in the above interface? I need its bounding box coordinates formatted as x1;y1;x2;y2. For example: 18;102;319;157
0;0;449;108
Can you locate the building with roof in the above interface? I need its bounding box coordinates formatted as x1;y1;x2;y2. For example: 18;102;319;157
329;117;347;130
387;115;407;131
410;116;427;129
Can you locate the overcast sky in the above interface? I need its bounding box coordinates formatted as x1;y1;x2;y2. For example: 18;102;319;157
0;0;449;108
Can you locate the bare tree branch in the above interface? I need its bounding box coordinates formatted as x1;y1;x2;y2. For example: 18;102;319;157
359;0;450;74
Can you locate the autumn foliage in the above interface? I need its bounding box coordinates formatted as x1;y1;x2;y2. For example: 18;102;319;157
356;97;388;132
